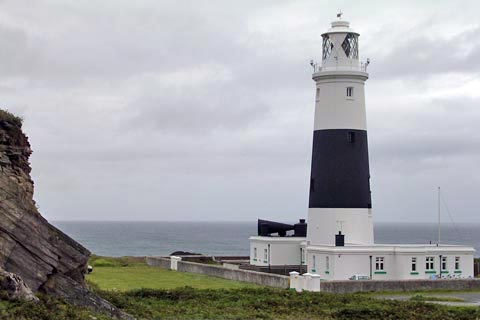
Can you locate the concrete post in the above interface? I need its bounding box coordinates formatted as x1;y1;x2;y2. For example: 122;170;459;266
289;271;299;290
310;274;321;292
303;273;312;291
170;256;182;271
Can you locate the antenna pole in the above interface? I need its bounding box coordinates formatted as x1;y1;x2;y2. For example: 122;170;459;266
437;186;441;246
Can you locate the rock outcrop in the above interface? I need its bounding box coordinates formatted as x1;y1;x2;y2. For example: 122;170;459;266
0;111;133;319
0;268;38;302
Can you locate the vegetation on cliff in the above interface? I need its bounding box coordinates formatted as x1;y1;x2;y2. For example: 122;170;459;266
0;110;23;127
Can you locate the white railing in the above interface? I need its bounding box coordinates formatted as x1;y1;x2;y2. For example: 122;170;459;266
310;60;369;73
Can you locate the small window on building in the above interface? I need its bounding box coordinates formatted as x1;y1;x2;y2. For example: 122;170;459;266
441;256;447;270
326;256;330;271
316;88;320;102
346;87;354;97
426;256;435;270
455;257;461;270
254;248;257;259
313;255;316;270
348;131;356;143
301;249;305;264
264;249;268;262
375;257;384;271
411;257;417;272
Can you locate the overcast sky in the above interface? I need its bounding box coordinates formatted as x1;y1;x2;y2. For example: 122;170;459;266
1;0;479;223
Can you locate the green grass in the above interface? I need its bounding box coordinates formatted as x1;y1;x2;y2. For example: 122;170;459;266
410;294;466;303
0;295;110;320
96;287;480;320
4;255;479;319
84;256;480;319
87;265;258;291
87;256;258;291
371;288;480;297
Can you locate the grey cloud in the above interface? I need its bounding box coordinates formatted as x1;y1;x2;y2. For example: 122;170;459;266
367;27;480;79
0;1;478;223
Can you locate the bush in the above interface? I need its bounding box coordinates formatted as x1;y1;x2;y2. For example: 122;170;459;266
0;109;23;127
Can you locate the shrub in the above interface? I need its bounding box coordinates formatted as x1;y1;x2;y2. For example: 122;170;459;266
0;109;23;127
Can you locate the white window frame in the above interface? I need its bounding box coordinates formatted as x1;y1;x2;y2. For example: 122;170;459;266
455;256;461;270
426;256;435;270
264;249;268;262
346;86;354;98
253;247;257;259
301;248;305;264
441;256;447;270
375;257;384;271
411;257;417;272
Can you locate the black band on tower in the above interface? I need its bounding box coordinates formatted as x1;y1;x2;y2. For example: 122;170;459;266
309;129;372;209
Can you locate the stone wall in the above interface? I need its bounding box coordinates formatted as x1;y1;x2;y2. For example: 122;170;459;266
146;257;289;288
146;257;171;269
320;279;480;293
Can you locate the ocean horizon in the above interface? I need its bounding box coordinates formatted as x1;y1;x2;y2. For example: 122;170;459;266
52;221;480;258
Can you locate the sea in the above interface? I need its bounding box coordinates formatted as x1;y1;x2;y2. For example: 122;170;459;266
52;221;480;258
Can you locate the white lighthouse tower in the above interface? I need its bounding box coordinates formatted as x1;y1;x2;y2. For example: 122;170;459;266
307;18;373;246
249;15;474;281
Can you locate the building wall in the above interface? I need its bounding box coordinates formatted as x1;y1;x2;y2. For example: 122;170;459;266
249;237;304;266
307;208;373;246
314;80;367;131
307;249;474;280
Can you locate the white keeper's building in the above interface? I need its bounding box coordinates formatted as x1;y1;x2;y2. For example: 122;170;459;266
249;17;475;281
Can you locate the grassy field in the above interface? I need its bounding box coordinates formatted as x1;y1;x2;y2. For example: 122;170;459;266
2;256;480;319
84;256;480;320
87;256;258;290
97;287;480;320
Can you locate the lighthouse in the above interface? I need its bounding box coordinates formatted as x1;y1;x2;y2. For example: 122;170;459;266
249;15;474;281
307;18;373;246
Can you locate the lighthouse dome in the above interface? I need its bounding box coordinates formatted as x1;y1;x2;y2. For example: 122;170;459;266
319;18;362;71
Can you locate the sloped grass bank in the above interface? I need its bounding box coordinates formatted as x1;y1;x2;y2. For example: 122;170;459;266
96;287;480;320
0;295;110;320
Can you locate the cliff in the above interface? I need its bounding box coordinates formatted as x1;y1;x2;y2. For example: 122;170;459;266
0;110;132;319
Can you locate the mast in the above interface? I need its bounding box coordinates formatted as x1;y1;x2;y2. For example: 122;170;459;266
437;186;441;246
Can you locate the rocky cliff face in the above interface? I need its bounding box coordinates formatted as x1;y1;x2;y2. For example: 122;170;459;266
0;113;132;319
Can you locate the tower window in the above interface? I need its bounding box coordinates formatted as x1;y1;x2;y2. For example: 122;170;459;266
342;33;359;59
322;35;333;60
346;87;354;97
348;131;355;143
316;88;320;102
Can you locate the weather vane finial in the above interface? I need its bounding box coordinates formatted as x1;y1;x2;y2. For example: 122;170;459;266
337;11;343;20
